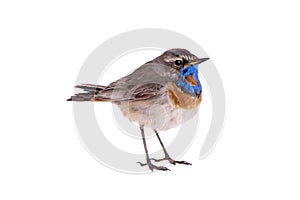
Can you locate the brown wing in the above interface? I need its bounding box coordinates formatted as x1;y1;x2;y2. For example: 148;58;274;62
93;82;165;102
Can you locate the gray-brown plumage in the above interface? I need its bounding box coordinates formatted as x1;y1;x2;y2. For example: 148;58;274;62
67;48;209;171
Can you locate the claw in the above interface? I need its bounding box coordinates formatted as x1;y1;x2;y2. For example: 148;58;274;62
173;160;192;165
136;161;148;167
150;156;192;166
136;161;170;171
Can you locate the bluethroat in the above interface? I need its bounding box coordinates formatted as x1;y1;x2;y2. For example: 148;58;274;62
67;49;209;171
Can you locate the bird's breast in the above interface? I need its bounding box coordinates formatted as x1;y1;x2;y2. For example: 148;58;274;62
167;82;202;110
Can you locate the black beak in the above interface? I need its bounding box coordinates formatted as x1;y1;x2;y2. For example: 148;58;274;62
188;57;209;66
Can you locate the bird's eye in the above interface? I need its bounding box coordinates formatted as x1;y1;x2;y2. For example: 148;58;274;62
175;60;182;66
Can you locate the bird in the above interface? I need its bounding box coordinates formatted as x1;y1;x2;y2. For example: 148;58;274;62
67;48;209;171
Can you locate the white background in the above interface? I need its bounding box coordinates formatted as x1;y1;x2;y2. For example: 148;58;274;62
0;0;299;199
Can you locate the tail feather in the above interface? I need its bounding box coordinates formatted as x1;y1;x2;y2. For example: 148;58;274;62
67;84;105;102
75;84;105;92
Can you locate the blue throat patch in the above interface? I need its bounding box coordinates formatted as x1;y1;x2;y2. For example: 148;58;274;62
177;65;202;97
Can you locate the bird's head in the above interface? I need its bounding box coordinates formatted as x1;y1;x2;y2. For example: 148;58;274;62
149;48;209;97
151;48;209;71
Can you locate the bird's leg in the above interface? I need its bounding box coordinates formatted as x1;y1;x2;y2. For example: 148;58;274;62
136;126;170;171
150;129;192;165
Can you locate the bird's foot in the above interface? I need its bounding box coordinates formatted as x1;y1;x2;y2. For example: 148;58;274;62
150;155;192;165
137;159;170;171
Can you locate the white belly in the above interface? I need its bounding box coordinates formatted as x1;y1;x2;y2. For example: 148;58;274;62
116;93;199;131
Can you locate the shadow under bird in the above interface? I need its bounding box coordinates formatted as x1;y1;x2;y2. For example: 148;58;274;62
67;48;209;171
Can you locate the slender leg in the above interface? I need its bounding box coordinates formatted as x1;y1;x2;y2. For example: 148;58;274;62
138;126;151;166
154;129;170;158
136;126;170;171
150;129;192;165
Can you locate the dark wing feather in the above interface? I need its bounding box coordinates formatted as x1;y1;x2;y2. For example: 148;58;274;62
92;83;165;101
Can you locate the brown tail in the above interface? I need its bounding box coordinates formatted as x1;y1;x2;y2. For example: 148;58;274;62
66;84;106;101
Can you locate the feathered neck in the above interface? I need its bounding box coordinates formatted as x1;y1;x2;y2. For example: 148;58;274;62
176;65;202;97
